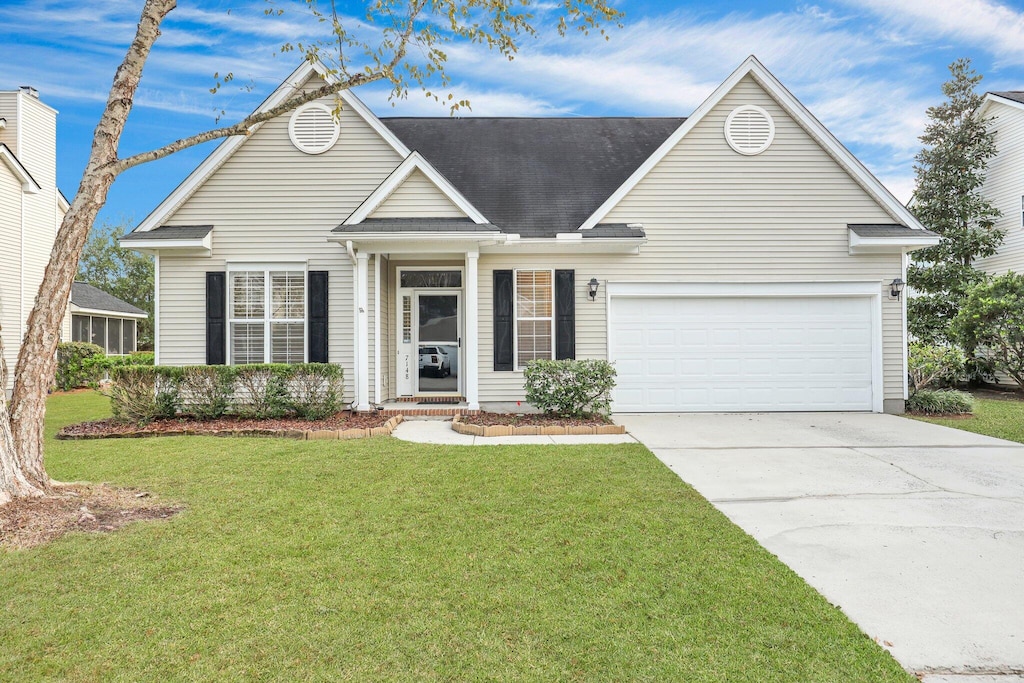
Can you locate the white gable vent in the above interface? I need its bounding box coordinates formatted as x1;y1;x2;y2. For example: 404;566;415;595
288;103;340;154
724;105;775;155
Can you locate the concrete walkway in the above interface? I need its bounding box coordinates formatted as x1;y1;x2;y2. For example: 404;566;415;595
618;412;1024;681
392;419;637;446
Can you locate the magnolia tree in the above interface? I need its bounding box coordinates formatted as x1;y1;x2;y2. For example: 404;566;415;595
908;58;1002;346
0;0;622;504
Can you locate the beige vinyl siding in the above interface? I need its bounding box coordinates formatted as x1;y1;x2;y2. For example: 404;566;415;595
477;74;905;405
977;100;1024;275
0;166;21;394
156;75;404;402
0;93;18;152
0;92;61;396
17;96;59;348
368;169;466;219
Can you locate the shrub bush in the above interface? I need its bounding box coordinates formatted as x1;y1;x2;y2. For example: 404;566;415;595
178;366;235;420
109;366;159;423
107;363;345;424
908;343;966;392
952;272;1024;386
906;389;974;415
55;342;104;391
287;364;345;420
523;359;616;417
234;364;291;419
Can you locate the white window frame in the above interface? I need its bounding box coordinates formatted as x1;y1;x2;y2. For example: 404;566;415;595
226;262;308;365
513;268;555;371
1020;195;1023;229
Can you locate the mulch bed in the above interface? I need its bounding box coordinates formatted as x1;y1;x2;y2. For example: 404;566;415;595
1;484;182;550
58;412;392;440
459;412;610;427
906;411;974;419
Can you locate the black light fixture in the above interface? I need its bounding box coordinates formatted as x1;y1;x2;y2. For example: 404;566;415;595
890;277;905;300
588;277;600;301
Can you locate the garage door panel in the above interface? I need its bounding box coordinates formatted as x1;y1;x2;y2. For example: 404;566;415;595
611;295;874;412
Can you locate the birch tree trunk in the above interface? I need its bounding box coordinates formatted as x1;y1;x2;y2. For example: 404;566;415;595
0;0;177;503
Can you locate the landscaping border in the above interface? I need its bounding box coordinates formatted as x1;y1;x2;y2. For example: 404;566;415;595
58;415;404;441
451;415;625;437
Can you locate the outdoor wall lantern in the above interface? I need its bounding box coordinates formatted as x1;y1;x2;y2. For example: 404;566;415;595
890;277;905;301
588;277;600;301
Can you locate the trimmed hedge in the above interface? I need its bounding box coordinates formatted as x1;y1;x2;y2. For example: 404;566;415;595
523;359;616;418
906;389;974;415
55;342;105;391
109;363;344;424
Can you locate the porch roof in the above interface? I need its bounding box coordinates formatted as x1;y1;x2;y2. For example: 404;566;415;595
332;218;501;233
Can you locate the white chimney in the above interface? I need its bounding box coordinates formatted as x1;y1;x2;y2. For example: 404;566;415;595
19;86;39;99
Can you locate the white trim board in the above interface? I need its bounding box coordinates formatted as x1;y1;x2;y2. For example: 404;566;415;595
979;92;1024;119
343;151;488;225
0;144;40;193
134;61;411;234
579;55;927;233
69;306;148;320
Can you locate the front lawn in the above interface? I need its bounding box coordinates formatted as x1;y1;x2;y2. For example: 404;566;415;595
1;392;912;681
910;395;1024;443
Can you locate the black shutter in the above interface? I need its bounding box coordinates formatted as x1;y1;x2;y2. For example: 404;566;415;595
493;270;514;371
206;272;226;365
308;271;329;363
555;270;576;360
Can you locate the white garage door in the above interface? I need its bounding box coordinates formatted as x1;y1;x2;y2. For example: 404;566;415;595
610;295;875;412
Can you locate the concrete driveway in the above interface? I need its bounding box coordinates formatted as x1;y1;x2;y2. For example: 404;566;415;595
618;412;1024;681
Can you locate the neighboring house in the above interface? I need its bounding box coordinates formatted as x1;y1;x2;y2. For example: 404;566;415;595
977;91;1024;276
69;282;147;355
0;86;69;396
122;56;939;414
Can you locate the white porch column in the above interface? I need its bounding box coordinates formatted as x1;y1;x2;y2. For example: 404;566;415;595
356;251;371;411
465;250;480;410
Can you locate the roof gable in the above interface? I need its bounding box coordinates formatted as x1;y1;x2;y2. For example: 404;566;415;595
580;56;925;232
133;61;411;234
346;151;483;224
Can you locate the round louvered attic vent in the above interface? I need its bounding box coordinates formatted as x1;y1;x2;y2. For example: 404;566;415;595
724;105;775;155
288;103;340;154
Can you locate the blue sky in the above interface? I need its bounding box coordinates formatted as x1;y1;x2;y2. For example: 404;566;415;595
3;0;1024;230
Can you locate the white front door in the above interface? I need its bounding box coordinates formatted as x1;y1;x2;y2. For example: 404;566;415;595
415;292;461;395
395;268;464;398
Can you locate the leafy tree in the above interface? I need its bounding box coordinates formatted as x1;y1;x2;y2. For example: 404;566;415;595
0;0;623;504
908;58;1002;346
952;272;1024;386
78;220;155;349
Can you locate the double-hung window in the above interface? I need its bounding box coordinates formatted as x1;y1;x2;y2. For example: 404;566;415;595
229;267;306;364
515;269;554;369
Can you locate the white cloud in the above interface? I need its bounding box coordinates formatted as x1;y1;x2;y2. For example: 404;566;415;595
847;0;1024;65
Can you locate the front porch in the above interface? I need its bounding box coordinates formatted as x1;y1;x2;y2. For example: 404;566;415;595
331;222;505;411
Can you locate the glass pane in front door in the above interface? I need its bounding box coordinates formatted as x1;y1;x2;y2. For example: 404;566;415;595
418;294;459;393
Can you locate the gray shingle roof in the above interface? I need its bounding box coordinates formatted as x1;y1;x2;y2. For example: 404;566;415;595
332;218;501;233
848;224;938;238
71;282;146;316
121;225;213;240
584;224;646;239
991;91;1024;105
380;117;684;238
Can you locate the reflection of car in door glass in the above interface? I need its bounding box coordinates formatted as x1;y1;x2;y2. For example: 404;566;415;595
418;346;451;377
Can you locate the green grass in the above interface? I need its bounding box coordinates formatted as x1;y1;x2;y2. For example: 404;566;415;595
911;395;1024;443
0;391;913;682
